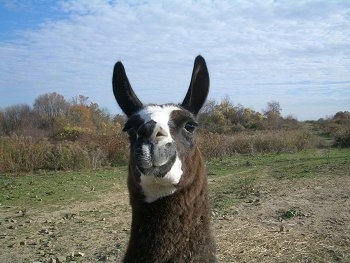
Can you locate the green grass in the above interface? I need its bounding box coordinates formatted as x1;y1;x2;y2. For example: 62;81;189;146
0;167;128;208
278;207;305;220
207;148;350;215
1;148;349;214
208;148;349;178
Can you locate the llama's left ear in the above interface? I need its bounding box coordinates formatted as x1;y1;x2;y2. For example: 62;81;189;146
181;55;209;115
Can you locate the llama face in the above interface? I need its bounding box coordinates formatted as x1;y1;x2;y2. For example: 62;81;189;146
125;105;180;178
113;55;209;202
124;105;197;202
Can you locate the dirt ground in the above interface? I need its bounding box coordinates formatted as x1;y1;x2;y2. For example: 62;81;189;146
214;174;350;262
1;174;349;262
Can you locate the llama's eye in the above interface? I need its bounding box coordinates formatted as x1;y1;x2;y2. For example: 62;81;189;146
184;121;198;133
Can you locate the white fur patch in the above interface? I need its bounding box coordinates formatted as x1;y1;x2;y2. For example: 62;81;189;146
138;105;183;203
138;105;179;145
140;156;183;203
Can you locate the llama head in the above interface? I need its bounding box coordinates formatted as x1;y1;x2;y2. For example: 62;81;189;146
112;56;209;202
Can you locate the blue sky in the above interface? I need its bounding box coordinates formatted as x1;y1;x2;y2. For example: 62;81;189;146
0;0;349;120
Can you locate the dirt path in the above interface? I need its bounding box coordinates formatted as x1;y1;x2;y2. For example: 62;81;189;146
1;174;349;262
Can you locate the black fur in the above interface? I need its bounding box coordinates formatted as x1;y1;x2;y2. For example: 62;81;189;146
112;61;143;117
181;55;209;115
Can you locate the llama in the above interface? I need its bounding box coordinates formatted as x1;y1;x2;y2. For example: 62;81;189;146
112;55;216;262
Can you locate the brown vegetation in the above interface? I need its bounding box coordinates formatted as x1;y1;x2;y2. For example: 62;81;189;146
0;93;349;173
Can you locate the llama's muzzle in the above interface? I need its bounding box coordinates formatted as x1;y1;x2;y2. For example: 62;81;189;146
135;142;176;177
134;120;176;177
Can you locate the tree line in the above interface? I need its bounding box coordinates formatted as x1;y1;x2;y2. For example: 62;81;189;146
0;92;300;137
0;93;122;138
0;92;349;173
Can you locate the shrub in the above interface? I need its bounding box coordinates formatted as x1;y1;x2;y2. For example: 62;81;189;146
198;129;315;160
334;129;350;148
0;135;51;172
94;132;129;166
52;125;91;141
0;129;315;173
44;142;90;171
197;133;235;159
0;135;113;173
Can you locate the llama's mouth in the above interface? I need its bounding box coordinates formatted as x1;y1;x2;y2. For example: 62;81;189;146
135;142;176;177
137;155;177;177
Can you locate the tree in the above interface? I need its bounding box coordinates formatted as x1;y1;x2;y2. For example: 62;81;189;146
89;103;112;132
1;104;32;134
199;97;266;133
67;104;95;130
334;111;350;121
263;101;282;117
72;95;89;106
33;92;69;128
201;99;217;114
263;101;282;129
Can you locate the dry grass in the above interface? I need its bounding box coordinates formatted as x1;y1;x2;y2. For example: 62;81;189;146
0;133;129;173
198;129;314;159
1;129;314;173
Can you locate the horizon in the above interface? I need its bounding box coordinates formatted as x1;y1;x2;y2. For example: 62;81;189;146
0;89;346;122
1;0;349;121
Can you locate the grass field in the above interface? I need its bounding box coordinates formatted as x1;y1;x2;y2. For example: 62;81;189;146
1;148;349;262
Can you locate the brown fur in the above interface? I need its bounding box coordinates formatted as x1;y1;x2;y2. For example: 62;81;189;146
124;146;216;263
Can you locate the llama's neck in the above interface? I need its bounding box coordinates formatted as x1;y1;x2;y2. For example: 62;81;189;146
124;150;216;262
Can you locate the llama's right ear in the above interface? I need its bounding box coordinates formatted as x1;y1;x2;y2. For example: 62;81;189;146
112;61;143;117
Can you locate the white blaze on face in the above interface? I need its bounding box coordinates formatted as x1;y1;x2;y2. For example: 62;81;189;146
138;105;177;145
138;105;183;203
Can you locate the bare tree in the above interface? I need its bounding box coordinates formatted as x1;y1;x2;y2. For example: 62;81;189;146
72;94;89;106
1;104;32;134
201;99;217;114
33;92;69;128
263;101;282;129
264;101;282;116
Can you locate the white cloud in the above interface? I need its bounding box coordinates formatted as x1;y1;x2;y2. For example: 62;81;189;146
0;0;349;120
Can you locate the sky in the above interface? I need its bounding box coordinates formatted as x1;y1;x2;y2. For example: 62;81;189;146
0;0;349;120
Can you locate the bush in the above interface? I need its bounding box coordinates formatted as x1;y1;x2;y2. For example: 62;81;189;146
52;126;91;141
0;135;51;172
198;129;315;160
0;132;128;173
334;129;350;148
44;142;90;171
94;132;129;166
197;133;235;159
0;129;315;173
